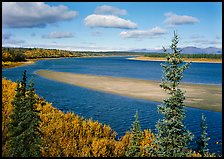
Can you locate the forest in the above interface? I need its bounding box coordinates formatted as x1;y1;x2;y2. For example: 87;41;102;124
1;47;106;68
144;53;222;59
2;47;221;67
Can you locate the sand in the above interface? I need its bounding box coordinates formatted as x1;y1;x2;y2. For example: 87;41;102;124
36;70;222;112
128;56;222;63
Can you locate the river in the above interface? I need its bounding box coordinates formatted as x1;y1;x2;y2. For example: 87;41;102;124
2;56;222;154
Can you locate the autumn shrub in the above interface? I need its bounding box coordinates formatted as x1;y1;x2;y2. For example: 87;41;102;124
2;78;17;156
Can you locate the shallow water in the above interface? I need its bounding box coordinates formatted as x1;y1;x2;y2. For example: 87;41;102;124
2;56;222;155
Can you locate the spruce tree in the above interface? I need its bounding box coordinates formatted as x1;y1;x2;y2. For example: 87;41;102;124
154;32;194;157
8;70;41;157
196;113;210;157
125;111;143;157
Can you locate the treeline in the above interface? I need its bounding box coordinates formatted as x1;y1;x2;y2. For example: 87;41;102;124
2;48;26;62
23;48;76;59
144;53;222;59
2;47;107;63
2;47;77;62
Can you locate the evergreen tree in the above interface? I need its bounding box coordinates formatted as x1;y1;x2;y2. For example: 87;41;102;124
196;113;210;157
8;70;41;157
125;111;143;157
153;32;194;157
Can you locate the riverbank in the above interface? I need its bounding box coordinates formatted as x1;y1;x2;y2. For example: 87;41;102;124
2;55;131;69
36;70;222;112
2;56;97;69
128;56;222;63
2;59;37;68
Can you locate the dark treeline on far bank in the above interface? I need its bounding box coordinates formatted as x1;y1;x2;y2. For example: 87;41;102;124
2;47;222;63
144;53;222;59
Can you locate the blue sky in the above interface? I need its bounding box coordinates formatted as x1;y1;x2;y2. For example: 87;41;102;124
2;2;222;51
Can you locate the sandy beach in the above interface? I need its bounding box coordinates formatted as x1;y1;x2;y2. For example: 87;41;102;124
36;70;222;112
128;56;222;63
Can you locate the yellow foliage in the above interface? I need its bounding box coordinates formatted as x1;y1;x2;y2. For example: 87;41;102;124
114;132;131;156
91;138;116;157
2;78;215;157
140;129;157;157
187;150;217;157
2;78;17;156
36;99;117;157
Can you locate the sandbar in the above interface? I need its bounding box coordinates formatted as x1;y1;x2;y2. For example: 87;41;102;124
36;70;222;112
128;56;222;63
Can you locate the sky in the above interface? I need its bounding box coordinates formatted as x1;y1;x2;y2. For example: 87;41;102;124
2;2;222;51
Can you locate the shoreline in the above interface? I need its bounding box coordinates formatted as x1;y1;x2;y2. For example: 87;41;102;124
127;56;222;63
4;55;220;69
2;59;37;68
2;55;134;69
36;70;222;112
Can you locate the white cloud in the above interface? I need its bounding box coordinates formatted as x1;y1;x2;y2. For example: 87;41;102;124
42;32;74;39
2;2;78;28
164;12;199;26
84;14;137;29
94;5;127;15
120;27;166;38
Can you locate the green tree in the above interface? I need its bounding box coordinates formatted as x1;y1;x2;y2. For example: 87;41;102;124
125;111;143;157
196;113;210;157
8;70;41;157
153;32;194;157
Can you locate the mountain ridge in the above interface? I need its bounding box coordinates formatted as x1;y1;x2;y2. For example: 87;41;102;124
129;46;222;54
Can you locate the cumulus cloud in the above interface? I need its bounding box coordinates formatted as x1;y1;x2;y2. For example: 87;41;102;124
94;5;127;15
42;32;74;39
120;27;166;38
164;12;199;26
2;2;78;28
84;14;137;29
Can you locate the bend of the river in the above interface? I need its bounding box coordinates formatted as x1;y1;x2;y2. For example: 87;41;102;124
2;56;222;155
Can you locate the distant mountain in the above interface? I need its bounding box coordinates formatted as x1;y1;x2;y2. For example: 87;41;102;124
129;47;222;54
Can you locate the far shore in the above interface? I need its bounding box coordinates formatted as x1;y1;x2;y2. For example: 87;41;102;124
2;55;135;69
36;70;222;112
4;54;220;69
2;57;71;69
128;56;222;63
